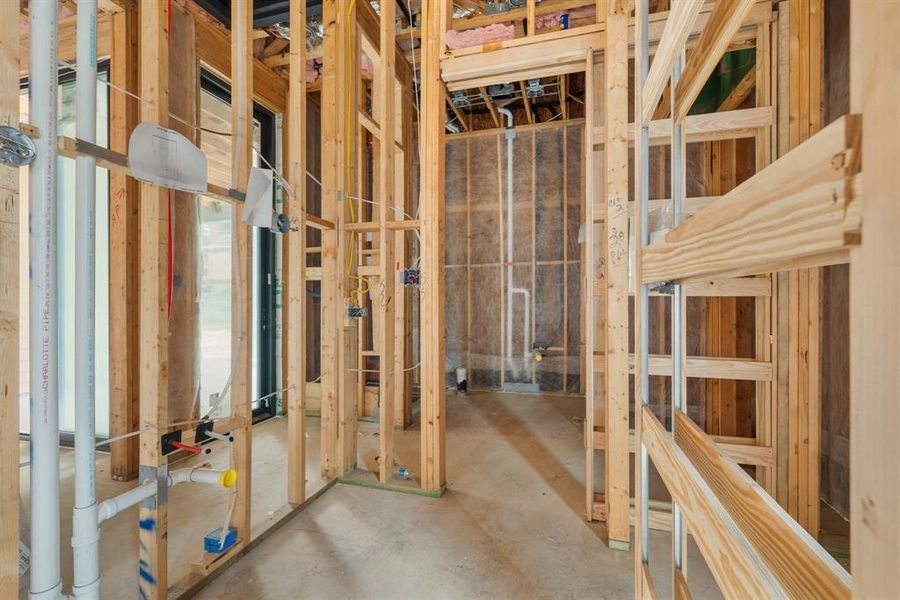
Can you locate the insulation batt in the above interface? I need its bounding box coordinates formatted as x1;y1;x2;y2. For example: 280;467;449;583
445;23;515;49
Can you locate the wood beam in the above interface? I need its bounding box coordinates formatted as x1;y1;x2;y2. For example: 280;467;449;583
287;0;308;505
230;0;254;549
187;3;287;113
559;74;568;120
604;0;630;550
443;26;600;91
674;0;755;122
642;409;788;597
519;81;535;125
446;92;469;132
625;355;773;382
641;114;861;284
640;0;704;124
479;86;500;128
0;0;18;593
19;13;112;76
419;0;448;492
674;412;851;597
591;105;773;146
402;0;596;36
137;1;169;597
717;64;756;112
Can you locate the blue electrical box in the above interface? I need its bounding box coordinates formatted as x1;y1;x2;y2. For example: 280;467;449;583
204;527;237;554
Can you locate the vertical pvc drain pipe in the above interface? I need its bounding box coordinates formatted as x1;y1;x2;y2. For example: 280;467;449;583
28;1;62;598
72;1;100;597
497;107;531;380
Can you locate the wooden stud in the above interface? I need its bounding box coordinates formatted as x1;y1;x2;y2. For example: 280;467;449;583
604;0;629;549
519;81;535;125
108;4;140;481
419;0;448;492
393;76;413;428
287;0;308;505
320;0;344;479
230;0;254;546
377;0;397;484
850;1;900;596
527;0;536;36
137;1;170;596
784;0;824;537
559;74;569;120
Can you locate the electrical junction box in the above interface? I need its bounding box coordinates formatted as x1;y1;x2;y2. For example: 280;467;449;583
204;527;237;554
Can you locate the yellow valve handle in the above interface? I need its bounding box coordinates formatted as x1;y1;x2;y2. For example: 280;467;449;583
220;469;238;489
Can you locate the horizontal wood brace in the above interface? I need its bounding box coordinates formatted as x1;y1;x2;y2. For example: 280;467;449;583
641;407;789;597
591;106;773;147
593;429;773;467
641;114;862;283
343;219;420;232
673;411;852;597
626;354;773;381
608;276;771;298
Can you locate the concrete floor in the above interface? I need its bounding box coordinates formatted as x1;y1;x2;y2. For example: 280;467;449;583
193;391;724;599
18;391;736;598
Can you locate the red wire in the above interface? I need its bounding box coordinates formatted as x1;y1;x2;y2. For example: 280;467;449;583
171;440;202;454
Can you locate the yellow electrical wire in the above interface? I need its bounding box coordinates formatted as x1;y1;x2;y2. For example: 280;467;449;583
343;0;370;308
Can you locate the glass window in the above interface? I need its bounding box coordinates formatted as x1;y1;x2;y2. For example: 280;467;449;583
18;72;111;436
196;84;272;419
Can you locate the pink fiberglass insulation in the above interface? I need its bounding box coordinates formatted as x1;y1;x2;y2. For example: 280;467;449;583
535;6;596;31
307;58;321;83
445;23;515;50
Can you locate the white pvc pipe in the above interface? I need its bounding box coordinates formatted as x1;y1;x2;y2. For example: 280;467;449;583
497;107;532;381
95;481;156;526
28;2;62;598
72;1;100;597
96;468;235;524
